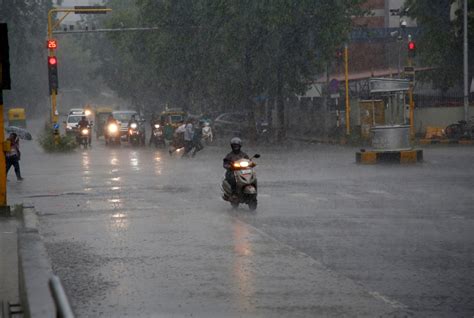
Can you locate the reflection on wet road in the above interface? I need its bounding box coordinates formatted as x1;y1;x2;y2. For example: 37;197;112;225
232;219;256;313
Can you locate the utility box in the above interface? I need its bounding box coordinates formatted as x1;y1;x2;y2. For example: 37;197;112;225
359;100;385;139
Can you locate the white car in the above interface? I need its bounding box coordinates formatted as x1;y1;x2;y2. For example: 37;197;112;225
65;114;84;135
68;108;84;115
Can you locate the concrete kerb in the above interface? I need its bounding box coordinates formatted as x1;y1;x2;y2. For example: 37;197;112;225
17;206;57;318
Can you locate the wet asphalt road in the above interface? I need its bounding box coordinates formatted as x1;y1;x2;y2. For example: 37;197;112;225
8;133;474;317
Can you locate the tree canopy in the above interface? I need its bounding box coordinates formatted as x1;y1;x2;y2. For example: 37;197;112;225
1;1;53;111
84;0;364;115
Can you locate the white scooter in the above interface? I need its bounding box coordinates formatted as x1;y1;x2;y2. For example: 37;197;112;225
202;122;213;144
221;154;260;210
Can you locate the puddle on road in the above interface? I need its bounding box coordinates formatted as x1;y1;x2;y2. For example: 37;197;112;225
110;152;119;166
154;154;163;175
232;219;256;312
107;212;130;234
129;152;140;172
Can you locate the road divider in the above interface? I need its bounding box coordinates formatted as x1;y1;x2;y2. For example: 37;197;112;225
356;149;423;164
418;139;473;145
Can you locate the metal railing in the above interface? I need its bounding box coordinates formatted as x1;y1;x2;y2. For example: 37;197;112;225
48;275;74;318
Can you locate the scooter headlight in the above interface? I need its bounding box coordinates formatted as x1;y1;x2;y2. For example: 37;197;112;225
154;124;160;129
84;109;92;116
81;128;89;135
130;123;138;129
239;161;249;168
108;124;118;133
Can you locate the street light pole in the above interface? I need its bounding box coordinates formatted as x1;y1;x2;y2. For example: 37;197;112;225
464;0;469;122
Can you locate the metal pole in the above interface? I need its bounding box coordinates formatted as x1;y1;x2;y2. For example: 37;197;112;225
47;7;111;144
408;56;415;138
48;10;59;143
464;0;469;121
398;41;401;78
344;44;350;135
49;275;75;318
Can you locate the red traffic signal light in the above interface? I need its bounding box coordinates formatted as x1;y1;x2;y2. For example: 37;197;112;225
48;56;58;94
48;56;57;66
407;40;416;58
47;39;57;49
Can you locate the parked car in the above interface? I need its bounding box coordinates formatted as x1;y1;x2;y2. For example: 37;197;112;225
213;112;249;137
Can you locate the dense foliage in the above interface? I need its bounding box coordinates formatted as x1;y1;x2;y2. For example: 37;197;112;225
38;125;77;153
404;0;474;91
0;0;53;112
84;0;364;117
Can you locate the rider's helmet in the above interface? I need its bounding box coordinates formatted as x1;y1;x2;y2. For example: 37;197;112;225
230;137;242;153
81;116;87;121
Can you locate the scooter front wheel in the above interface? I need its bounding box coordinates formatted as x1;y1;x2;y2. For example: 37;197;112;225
248;199;257;211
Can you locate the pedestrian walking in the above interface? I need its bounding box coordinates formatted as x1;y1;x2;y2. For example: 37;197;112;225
5;132;23;181
182;119;194;158
191;122;204;157
169;121;186;156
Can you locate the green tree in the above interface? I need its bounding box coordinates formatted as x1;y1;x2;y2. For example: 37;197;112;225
1;1;53;113
85;0;364;138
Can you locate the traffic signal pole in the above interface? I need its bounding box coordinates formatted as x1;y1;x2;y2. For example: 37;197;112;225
463;0;469;122
47;7;111;142
408;57;415;139
0;23;11;210
407;37;416;139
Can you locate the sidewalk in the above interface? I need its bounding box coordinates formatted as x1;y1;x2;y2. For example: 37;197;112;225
0;216;19;314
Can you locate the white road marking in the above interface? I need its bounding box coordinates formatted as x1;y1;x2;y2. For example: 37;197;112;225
368;291;408;309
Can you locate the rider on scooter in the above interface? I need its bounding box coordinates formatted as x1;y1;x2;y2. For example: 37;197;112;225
76;115;91;145
223;137;249;195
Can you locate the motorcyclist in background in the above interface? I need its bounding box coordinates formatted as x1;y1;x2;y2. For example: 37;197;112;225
104;114;119;139
128;114;139;128
106;114;117;125
223;137;249;194
149;113;159;146
77;115;91;145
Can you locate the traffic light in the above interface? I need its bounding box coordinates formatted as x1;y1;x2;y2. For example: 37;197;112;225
48;56;58;94
0;23;11;90
408;40;416;58
47;39;57;49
